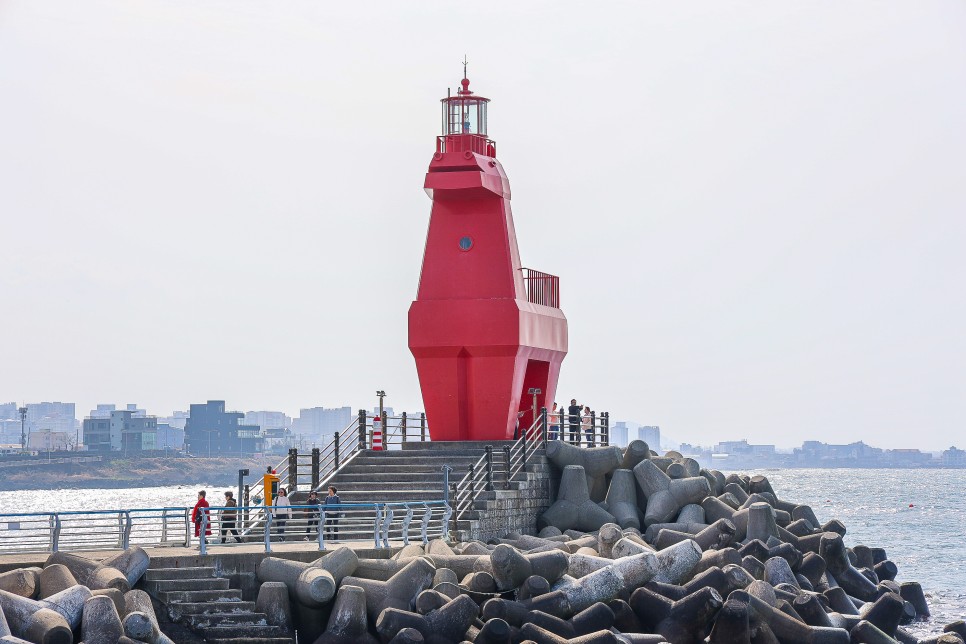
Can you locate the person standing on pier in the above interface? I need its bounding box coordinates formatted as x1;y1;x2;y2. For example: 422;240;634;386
568;399;582;445
221;491;239;544
582;406;594;447
323;485;341;542
549;402;560;441
273;487;291;541
191;490;211;542
304;490;321;540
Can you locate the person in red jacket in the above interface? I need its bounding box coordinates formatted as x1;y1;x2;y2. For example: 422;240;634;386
191;490;211;540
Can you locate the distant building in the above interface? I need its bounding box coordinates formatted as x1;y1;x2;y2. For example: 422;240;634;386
263;427;293;454
185;400;263;456
714;439;776;456
638;426;661;451
28;429;69;451
6;402;78;444
83;410;158;452
158;411;189;431
245;411;291;431
89;404;116;419
941;446;966;467
155;423;185;450
0;403;17;421
292;407;352;441
883;448;931;467
610;422;629;447
0;418;22;445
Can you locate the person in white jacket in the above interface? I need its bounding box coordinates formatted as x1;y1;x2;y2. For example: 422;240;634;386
273;487;292;541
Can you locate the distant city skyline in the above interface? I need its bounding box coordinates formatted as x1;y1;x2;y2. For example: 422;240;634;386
2;2;963;451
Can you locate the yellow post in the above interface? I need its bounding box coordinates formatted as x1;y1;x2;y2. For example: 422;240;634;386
263;472;280;507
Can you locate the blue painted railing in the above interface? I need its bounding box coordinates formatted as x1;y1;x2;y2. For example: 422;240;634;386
0;501;450;555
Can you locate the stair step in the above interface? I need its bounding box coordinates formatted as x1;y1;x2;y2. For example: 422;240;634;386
144;577;230;592
166;601;256;616
198;625;290;639
186;612;268;627
145;567;215;580
161;589;243;603
205;639;294;644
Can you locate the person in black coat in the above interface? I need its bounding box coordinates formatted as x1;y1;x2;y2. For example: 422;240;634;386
568;399;582;445
323;485;342;541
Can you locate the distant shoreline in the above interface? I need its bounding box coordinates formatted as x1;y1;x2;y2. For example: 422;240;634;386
0;455;270;491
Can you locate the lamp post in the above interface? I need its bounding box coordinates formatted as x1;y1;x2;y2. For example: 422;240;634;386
18;406;27;454
527;388;542;427
204;430;218;458
376;390;386;422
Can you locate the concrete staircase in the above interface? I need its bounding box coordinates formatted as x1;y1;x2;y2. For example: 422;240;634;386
143;565;294;644
334;441;550;541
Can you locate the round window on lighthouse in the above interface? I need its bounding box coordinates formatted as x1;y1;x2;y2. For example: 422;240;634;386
458;236;474;252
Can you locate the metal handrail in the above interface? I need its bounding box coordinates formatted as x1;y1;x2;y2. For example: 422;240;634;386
0;501;450;555
520;267;560;308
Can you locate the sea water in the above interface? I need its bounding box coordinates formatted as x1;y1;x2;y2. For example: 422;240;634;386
1;469;963;632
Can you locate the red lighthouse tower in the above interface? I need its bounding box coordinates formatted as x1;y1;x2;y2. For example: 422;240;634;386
408;70;568;441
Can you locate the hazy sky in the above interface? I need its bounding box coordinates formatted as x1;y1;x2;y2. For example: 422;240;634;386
2;1;964;449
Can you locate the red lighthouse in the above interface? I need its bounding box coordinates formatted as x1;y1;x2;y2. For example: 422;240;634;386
408;70;568;441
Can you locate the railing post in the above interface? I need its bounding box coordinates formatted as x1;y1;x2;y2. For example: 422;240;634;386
420;504;431;544
373;506;382;549
468;463;476;498
484;446;494;491
420;413;426;442
161;509;168;544
52;514;61;553
243;485;250;528
541;407;549;447
442;465;452;506
590;411;597;447
334;432;341;469
311;448;320;490
402;504;413;546
288;448;298;492
185;509;191;547
264;511;273;553
199;511;208;555
117;512;125;548
122;511;132;550
602;412;610;446
522;429;529;467
381;505;392;548
401;412;407;444
358;410;367;449
503;446;511;489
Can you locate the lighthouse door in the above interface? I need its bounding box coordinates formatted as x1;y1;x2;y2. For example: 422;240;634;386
517;359;550;432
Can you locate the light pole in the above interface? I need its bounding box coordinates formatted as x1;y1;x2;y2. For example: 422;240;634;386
376;390;386;421
204;430;218;458
18;406;27;454
527;388;542;427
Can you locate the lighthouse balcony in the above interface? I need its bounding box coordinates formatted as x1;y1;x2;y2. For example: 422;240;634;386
436;134;497;157
521;268;560;308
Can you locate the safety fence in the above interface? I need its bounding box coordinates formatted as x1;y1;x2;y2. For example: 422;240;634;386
451;408;611;525
0;501;450;556
241;411;429;534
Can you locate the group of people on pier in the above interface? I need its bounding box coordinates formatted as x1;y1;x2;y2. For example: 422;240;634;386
189;485;343;545
548;399;597;446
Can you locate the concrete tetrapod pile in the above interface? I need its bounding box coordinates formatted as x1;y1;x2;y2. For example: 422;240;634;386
519;440;961;644
0;545;167;644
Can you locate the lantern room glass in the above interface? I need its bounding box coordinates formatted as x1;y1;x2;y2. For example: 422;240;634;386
442;98;488;136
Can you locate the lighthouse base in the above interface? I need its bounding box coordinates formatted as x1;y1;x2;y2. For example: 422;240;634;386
409;298;567;441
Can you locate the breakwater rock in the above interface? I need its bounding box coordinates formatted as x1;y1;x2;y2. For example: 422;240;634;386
242;441;957;643
0;546;167;644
